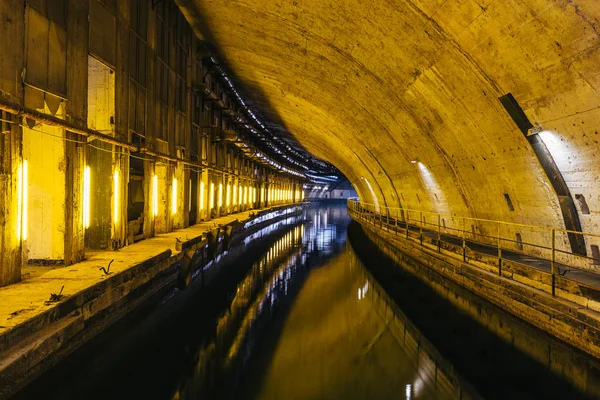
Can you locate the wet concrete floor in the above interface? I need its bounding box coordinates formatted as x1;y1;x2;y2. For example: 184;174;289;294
11;201;600;400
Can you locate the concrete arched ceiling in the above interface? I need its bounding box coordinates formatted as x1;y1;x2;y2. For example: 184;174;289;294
182;0;600;231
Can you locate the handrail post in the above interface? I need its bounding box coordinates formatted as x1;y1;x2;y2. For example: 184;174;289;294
551;228;556;296
406;210;409;239
437;214;441;252
420;211;423;245
395;209;399;234
386;210;390;232
497;221;502;276
462;217;466;262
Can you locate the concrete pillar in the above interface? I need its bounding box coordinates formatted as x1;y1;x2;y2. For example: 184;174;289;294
0;112;22;287
112;150;127;247
64;0;88;263
208;172;216;220
187;169;199;226
154;163;169;233
64;130;85;264
143;160;156;239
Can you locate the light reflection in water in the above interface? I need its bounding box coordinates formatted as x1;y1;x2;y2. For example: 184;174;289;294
231;208;477;399
175;202;483;400
172;202;349;400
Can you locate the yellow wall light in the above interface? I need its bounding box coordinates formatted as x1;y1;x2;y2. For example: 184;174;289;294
199;181;204;211
152;174;159;216
209;182;214;210
171;177;178;215
218;182;223;208
17;160;28;241
83;166;91;229
113;169;120;223
226;182;230;207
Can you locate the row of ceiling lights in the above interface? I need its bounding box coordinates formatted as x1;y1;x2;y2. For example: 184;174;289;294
206;56;339;181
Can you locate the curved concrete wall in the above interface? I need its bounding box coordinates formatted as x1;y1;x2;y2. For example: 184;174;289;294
183;0;600;244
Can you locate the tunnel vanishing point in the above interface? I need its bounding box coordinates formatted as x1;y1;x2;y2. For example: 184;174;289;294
1;0;600;396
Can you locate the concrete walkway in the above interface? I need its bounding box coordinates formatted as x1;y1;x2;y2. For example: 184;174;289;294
0;207;277;337
365;212;600;290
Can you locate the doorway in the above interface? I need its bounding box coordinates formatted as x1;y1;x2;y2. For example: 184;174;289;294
85;56;116;249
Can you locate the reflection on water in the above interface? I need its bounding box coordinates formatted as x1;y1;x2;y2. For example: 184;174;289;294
175;201;479;399
172;202;351;399
235;245;480;400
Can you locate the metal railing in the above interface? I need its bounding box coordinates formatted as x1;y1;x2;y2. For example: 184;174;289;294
347;198;600;296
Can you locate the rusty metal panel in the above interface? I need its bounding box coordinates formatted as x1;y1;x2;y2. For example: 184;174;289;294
176;111;186;148
128;80;136;133
26;0;45;15
128;32;137;79
48;20;67;95
0;0;24;98
23;85;44;111
25;6;49;88
46;0;66;28
136;86;146;135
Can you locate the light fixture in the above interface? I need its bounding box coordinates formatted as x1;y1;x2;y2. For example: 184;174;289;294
171;177;178;215
152;175;159;216
17;160;28;241
209;182;214;210
527;124;542;137
22;160;28;241
411;158;419;164
199;181;204;211
113;169;120;223
218;182;223;208
226;182;231;207
83;166;91;229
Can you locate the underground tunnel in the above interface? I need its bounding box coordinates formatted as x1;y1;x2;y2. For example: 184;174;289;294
1;0;600;399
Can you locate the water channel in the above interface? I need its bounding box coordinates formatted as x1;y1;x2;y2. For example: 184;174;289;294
13;201;600;399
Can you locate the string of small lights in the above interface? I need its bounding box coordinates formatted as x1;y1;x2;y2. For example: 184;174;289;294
205;56;340;182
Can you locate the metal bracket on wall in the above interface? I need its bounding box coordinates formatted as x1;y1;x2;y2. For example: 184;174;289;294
499;93;586;256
